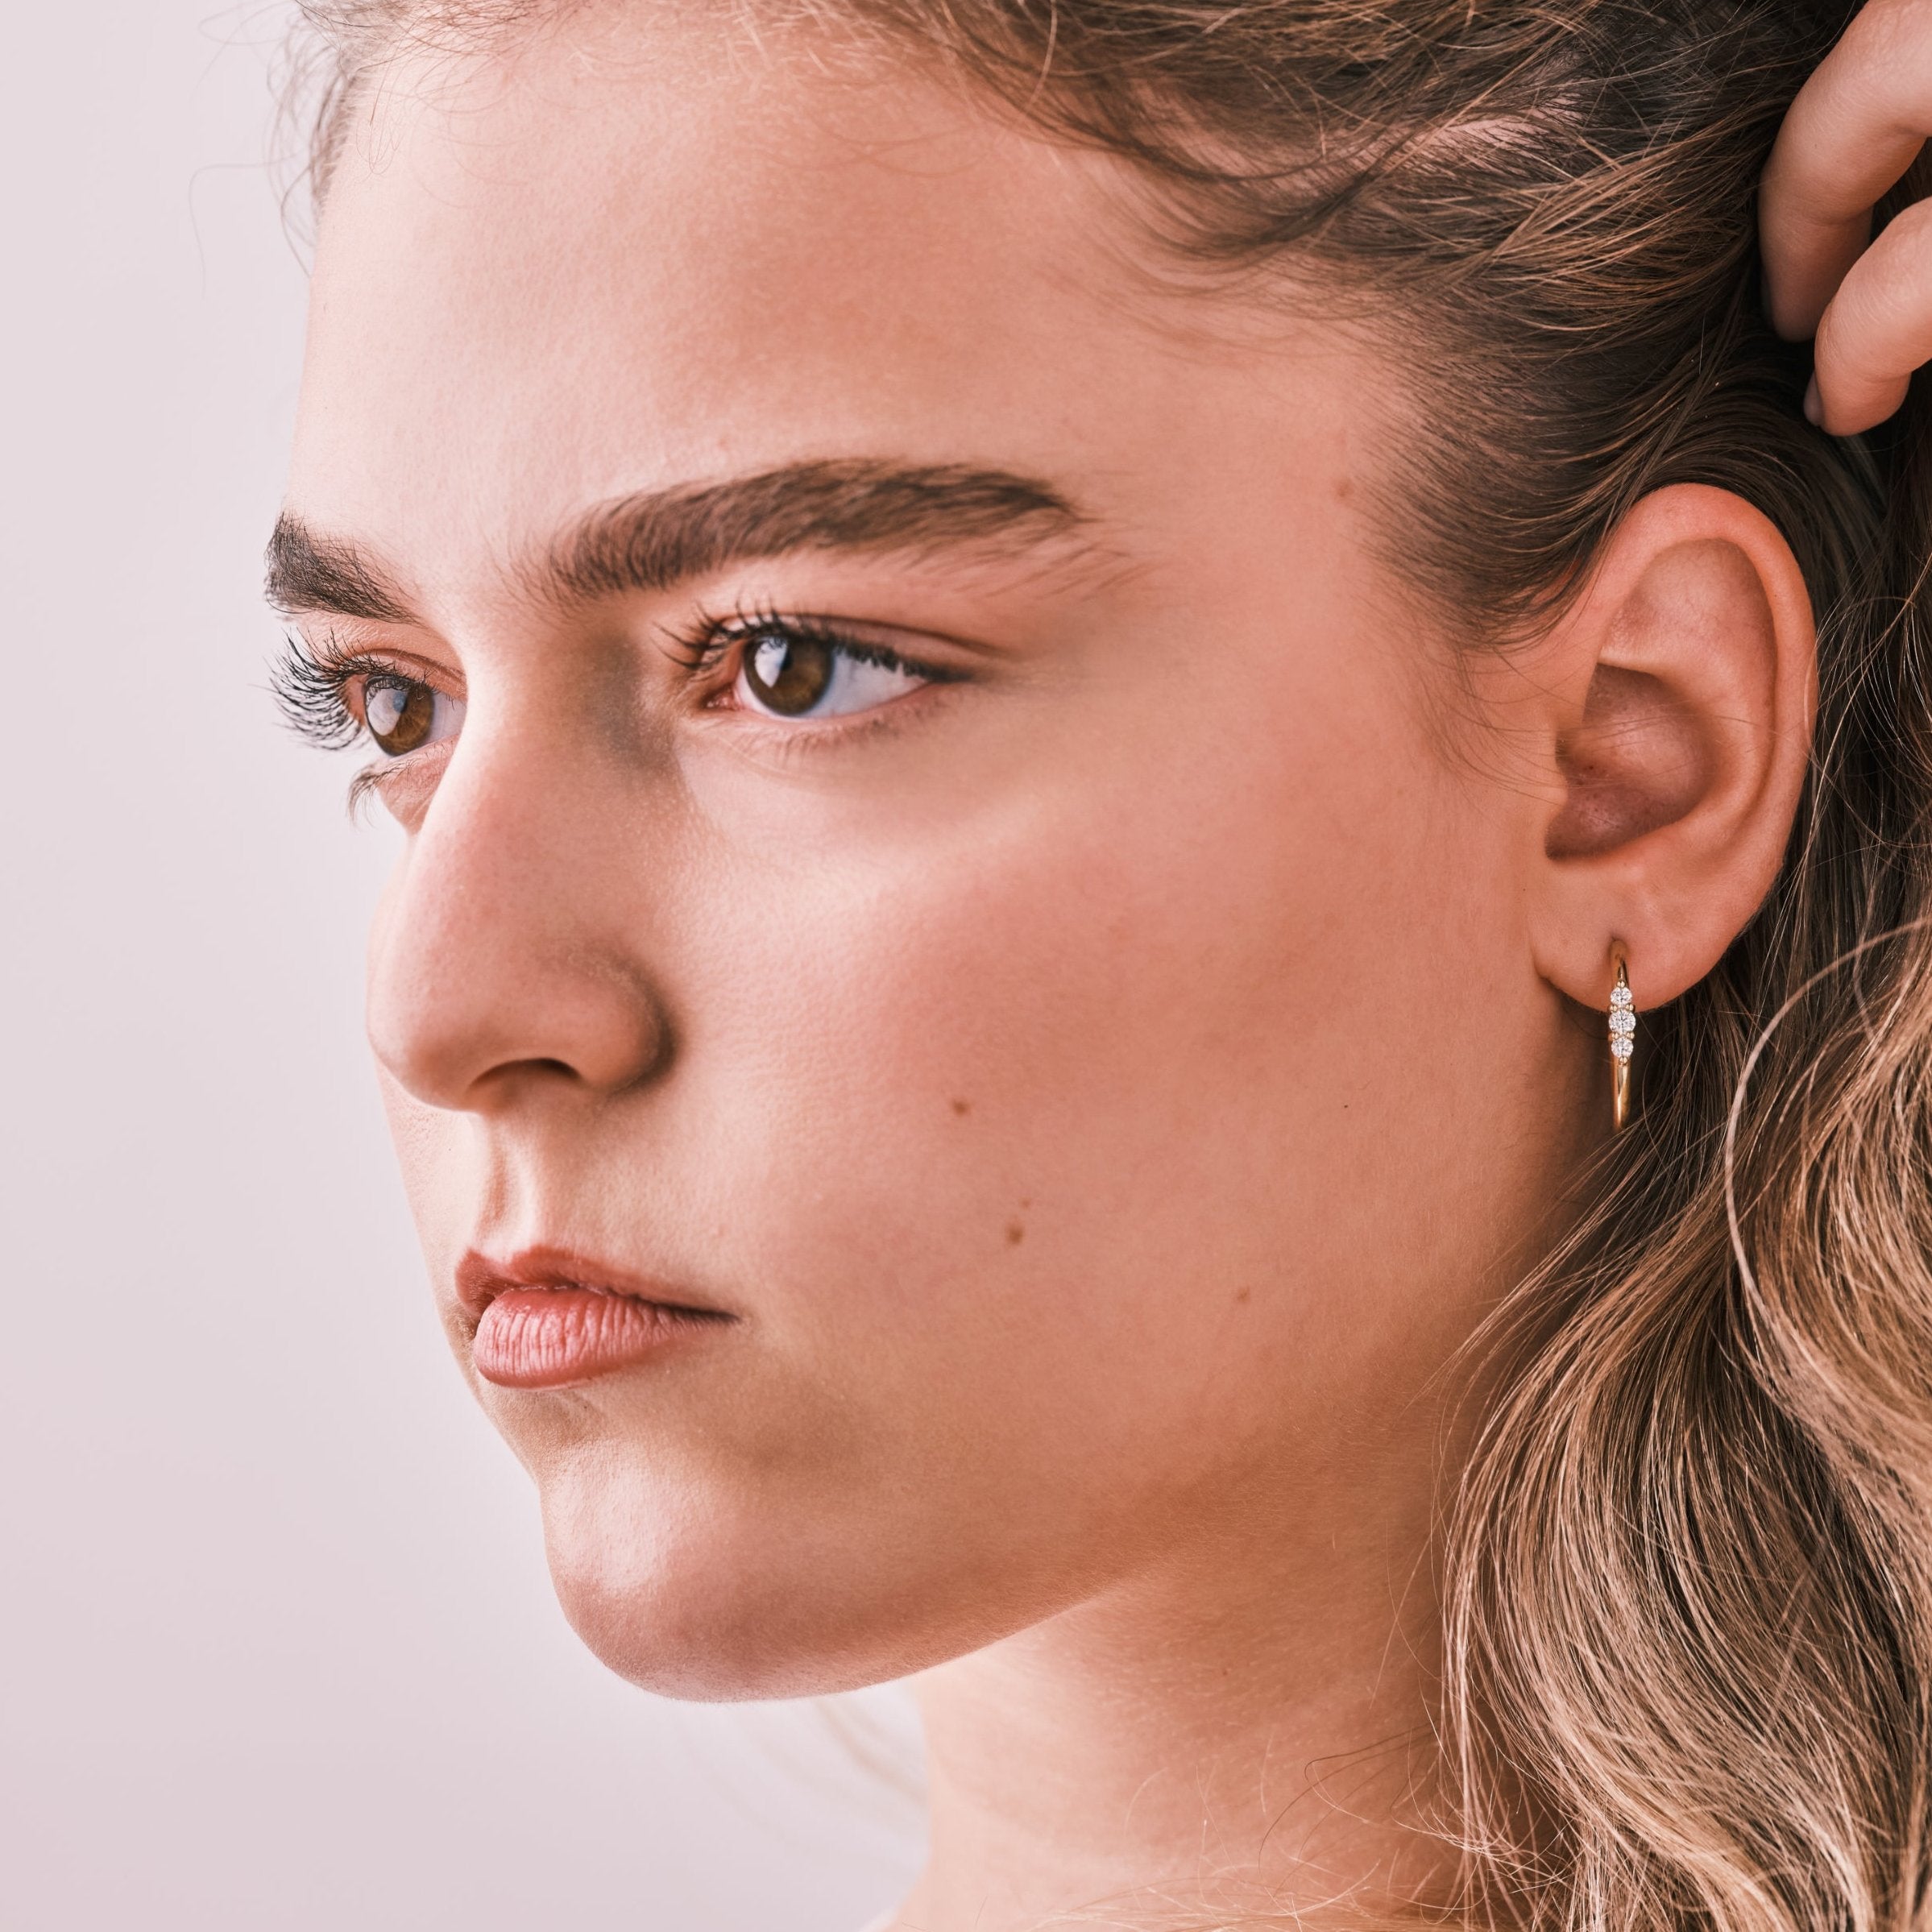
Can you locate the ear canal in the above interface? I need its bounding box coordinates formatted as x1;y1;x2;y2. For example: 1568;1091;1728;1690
1545;664;1713;861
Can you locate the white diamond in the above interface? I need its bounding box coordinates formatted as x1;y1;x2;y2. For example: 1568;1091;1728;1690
1611;985;1634;1010
1611;1036;1634;1062
1610;1009;1636;1036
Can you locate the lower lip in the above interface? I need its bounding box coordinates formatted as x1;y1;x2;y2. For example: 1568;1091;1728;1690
471;1287;713;1390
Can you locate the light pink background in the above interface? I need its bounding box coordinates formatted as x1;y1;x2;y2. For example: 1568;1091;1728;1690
0;6;925;1926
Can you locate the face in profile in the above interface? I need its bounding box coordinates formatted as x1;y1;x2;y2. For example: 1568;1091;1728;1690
279;10;1602;1698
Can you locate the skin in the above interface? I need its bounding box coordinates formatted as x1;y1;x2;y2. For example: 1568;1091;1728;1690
280;9;1843;1927
1763;0;1932;431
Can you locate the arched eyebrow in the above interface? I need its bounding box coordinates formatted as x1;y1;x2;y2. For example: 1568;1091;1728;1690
266;458;1091;620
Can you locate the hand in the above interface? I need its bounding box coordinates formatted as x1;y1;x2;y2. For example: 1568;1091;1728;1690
1763;0;1932;434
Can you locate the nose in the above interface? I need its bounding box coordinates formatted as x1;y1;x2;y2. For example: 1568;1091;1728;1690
365;724;672;1113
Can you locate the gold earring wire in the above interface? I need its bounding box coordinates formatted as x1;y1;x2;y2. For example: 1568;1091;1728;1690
1608;943;1636;1132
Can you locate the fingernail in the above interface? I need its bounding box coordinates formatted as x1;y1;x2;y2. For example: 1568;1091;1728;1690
1804;376;1822;427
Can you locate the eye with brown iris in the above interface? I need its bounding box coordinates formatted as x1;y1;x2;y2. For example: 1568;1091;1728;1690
743;632;835;716
363;677;437;756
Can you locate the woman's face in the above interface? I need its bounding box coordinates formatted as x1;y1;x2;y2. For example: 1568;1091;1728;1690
284;13;1596;1695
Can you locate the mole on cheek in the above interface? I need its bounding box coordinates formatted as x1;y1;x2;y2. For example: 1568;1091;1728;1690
1005;1220;1026;1246
951;1098;972;1117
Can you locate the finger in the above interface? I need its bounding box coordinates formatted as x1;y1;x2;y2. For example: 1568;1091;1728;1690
1762;0;1932;340
1812;194;1932;432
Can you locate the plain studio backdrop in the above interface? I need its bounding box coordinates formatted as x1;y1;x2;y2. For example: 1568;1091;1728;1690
0;6;927;1927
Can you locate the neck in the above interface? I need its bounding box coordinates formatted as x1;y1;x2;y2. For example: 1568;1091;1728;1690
902;1446;1457;1932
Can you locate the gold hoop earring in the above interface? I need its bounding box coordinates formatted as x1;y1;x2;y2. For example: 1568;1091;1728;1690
1608;943;1636;1132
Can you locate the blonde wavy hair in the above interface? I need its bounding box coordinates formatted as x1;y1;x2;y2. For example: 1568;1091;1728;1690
289;4;1932;1930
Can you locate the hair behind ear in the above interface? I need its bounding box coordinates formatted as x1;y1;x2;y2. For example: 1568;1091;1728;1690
1444;298;1932;1932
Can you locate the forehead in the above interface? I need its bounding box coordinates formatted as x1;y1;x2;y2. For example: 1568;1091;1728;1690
289;10;1366;591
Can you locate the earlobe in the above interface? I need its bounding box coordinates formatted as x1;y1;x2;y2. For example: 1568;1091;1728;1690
1526;486;1817;1013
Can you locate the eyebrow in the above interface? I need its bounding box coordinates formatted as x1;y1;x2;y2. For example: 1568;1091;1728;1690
266;458;1089;620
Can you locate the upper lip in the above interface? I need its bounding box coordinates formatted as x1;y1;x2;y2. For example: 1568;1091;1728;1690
454;1245;728;1320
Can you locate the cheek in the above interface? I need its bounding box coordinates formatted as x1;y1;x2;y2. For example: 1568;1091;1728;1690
682;652;1482;1509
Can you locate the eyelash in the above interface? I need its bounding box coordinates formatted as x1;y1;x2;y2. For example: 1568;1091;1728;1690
271;634;395;751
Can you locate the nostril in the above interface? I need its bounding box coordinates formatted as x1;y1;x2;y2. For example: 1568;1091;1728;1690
469;1054;603;1100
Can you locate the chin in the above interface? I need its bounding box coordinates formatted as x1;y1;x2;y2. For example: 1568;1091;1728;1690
531;1449;944;1702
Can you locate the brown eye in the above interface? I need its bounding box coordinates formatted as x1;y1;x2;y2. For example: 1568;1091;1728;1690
363;677;438;757
731;627;929;723
742;632;835;716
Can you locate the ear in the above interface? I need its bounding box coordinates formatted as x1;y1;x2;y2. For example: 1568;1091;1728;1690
1524;484;1817;1012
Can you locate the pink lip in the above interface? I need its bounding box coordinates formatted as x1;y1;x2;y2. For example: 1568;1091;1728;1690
458;1247;730;1391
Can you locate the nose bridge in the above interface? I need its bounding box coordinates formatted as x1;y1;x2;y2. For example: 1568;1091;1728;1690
366;715;671;1111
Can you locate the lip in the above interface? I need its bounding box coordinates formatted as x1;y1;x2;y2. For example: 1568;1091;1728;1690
457;1246;732;1391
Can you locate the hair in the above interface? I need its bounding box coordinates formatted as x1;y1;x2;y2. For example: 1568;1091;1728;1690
289;5;1932;1930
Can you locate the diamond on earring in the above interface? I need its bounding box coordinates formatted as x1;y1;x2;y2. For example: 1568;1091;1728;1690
1608;949;1636;1128
1607;1004;1638;1066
